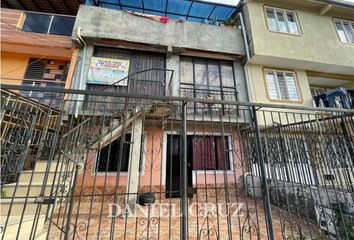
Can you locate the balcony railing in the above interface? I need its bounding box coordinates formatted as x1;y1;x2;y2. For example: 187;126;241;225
313;87;354;109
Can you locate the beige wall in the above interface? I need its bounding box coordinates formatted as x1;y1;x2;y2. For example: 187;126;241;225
244;0;354;108
246;0;354;75
246;64;314;107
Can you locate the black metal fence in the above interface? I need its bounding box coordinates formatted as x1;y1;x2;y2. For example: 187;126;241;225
1;84;354;240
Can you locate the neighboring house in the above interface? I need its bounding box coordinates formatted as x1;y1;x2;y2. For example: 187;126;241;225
0;8;77;106
240;1;354;235
241;0;354;108
0;2;81;239
240;0;354;182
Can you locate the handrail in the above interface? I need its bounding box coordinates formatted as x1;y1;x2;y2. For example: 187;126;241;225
3;84;354;113
61;118;90;138
101;68;174;91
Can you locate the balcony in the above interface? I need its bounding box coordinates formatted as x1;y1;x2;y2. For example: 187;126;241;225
313;87;354;109
72;5;245;56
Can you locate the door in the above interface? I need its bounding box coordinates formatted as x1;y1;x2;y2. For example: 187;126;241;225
165;135;193;198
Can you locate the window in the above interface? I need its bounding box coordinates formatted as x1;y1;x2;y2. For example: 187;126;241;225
180;57;237;113
333;19;354;43
265;6;301;35
192;136;230;170
21;12;75;36
21;58;70;107
264;69;300;101
95;135;131;172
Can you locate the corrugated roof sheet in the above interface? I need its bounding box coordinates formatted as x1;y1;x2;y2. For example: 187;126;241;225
87;0;237;23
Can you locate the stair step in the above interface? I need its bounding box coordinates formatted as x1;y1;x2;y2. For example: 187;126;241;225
1;183;58;198
18;228;48;240
1;215;46;239
34;161;60;172
18;171;58;184
0;198;51;216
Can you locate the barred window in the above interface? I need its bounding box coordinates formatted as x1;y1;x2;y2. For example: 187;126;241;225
265;6;301;35
333;18;354;43
264;69;300;101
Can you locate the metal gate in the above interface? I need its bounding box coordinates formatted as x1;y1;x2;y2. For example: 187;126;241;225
1;84;354;240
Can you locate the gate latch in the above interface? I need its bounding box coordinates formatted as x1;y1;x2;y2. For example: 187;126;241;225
34;196;55;205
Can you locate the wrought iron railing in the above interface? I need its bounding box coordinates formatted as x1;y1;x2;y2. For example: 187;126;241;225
1;84;354;240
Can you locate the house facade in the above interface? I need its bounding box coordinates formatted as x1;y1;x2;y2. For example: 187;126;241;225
1;0;354;239
242;0;354;108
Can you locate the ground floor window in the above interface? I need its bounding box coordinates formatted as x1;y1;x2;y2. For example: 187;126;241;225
192;135;231;170
167;134;231;171
95;134;131;172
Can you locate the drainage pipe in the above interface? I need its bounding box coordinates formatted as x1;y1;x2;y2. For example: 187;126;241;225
75;27;87;118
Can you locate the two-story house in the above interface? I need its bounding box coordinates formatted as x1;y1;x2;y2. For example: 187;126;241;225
242;0;354;108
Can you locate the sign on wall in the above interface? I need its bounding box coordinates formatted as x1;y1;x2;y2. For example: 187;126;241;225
87;57;130;85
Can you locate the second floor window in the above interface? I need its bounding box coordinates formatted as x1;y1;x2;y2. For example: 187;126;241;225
180;57;237;114
20;12;75;36
264;69;300;101
265;6;301;35
334;19;354;43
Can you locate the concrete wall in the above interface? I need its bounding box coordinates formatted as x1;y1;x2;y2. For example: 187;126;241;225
245;0;354;74
73;5;245;56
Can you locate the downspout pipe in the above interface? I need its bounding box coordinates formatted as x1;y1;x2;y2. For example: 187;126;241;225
236;10;253;103
75;27;87;118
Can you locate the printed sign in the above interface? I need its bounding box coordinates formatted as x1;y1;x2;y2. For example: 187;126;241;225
87;57;130;85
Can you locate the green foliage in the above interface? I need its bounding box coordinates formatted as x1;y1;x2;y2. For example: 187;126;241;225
332;203;354;239
223;17;237;26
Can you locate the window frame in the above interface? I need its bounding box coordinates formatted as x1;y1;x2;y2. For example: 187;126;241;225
263;5;302;36
192;135;232;171
179;56;238;114
18;11;75;36
333;18;354;44
263;68;303;103
93;133;146;176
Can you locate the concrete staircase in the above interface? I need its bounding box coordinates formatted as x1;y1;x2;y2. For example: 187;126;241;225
0;161;62;239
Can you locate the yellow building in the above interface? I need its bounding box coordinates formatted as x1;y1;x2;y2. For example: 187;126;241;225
242;0;354;107
1;8;77;96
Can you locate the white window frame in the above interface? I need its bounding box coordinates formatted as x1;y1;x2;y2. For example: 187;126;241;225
264;6;301;35
333;18;354;43
264;69;301;101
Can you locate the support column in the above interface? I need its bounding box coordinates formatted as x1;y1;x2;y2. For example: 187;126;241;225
125;115;143;214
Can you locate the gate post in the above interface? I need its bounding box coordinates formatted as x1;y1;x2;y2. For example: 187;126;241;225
251;106;274;240
180;102;188;240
